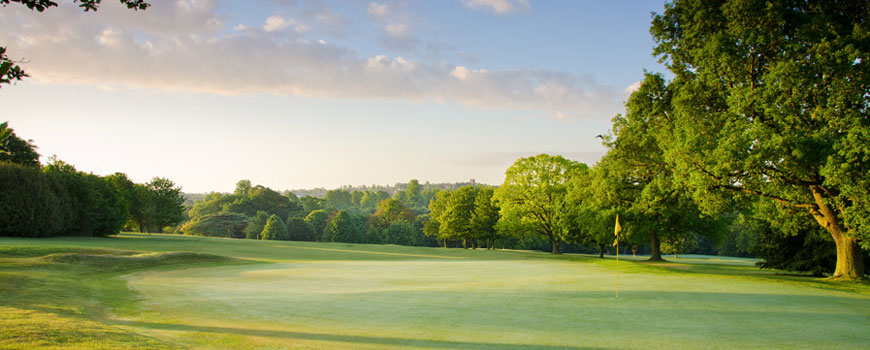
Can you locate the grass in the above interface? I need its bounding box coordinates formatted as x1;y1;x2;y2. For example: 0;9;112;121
1;233;868;349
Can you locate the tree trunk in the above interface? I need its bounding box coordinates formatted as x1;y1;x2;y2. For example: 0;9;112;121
632;245;637;257
649;230;663;261
549;234;560;254
463;239;467;249
808;186;865;279
598;244;605;258
442;239;447;248
472;239;477;250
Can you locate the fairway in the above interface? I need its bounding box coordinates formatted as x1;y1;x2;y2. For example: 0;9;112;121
1;234;869;350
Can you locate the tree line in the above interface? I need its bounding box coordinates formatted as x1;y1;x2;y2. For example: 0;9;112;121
0;123;186;237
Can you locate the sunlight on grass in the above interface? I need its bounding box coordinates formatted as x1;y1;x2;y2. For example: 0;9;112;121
1;233;868;350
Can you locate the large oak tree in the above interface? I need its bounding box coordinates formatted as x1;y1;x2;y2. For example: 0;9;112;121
652;0;869;278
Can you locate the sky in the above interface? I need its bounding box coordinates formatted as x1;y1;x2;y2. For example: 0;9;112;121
0;0;668;193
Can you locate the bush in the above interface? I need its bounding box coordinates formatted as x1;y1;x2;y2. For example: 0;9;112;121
244;211;270;239
322;210;364;243
0;163;67;236
384;221;418;246
261;214;289;240
180;212;249;238
286;217;315;241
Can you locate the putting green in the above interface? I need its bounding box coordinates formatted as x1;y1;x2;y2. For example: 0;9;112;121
1;234;868;349
121;248;869;349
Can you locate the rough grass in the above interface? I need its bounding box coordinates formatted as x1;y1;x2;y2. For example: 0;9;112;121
1;233;868;350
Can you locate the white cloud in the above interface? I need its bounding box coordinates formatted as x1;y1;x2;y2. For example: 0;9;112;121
624;80;642;94
263;15;308;33
367;2;390;18
462;0;530;15
366;0;416;44
451;66;470;80
0;1;621;120
384;23;409;37
96;28;122;46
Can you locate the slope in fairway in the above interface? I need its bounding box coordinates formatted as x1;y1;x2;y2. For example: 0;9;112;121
118;237;868;350
1;234;869;350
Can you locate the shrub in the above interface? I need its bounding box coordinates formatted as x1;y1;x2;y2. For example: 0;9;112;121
261;214;289;240
286;217;315;241
180;212;249;238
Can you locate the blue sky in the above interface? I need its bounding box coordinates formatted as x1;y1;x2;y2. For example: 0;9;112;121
0;0;667;193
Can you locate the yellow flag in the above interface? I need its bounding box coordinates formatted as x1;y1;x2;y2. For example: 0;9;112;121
613;214;621;247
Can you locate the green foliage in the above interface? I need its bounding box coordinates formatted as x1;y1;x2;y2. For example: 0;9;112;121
470;187;500;242
189;192;235;218
324;189;353;210
260;214;289;241
42;161;126;236
493;154;581;254
286;217;315;241
180;212;249;238
435;186;477;244
304;209;331;241
234;179;252;196
0;130;39;167
371;198;415;229
244;211;269;240
363;225;383;244
383;221;419;246
144;177;185;232
650;0;870;277
300;196;324;213
0;0;150;12
322;210;364;243
0;163;69;236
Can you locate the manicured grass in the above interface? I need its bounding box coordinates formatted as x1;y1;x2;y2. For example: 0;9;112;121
1;233;868;349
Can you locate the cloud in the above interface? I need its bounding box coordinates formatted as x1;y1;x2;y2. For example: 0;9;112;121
0;1;622;120
462;0;530;15
623;80;642;94
263;15;308;33
367;2;390;18
366;0;417;51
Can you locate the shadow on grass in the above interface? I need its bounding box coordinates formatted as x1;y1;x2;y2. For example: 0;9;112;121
108;319;608;350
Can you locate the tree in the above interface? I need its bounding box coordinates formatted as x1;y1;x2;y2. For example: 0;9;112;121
304;209;331;241
384;221;418;246
0;0;150;87
597;73;728;261
234;180;252;196
145;177;185;232
179;212;248;238
370;198;415;230
494;154;580;254
300;196;323;213
247;185;293;219
43;159;126;236
261;214;289;240
245;211;270;239
0;121;12;154
322;210;364;243
436;186;478;248
560;164;614;257
651;0;869;278
104;172;138;229
324;189;353;210
0;127;39;167
470;187;500;249
286;217;315;241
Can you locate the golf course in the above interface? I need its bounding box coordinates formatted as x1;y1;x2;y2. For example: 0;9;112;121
1;233;867;350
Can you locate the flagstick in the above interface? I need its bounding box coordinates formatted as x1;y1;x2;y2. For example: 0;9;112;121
616;240;619;300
